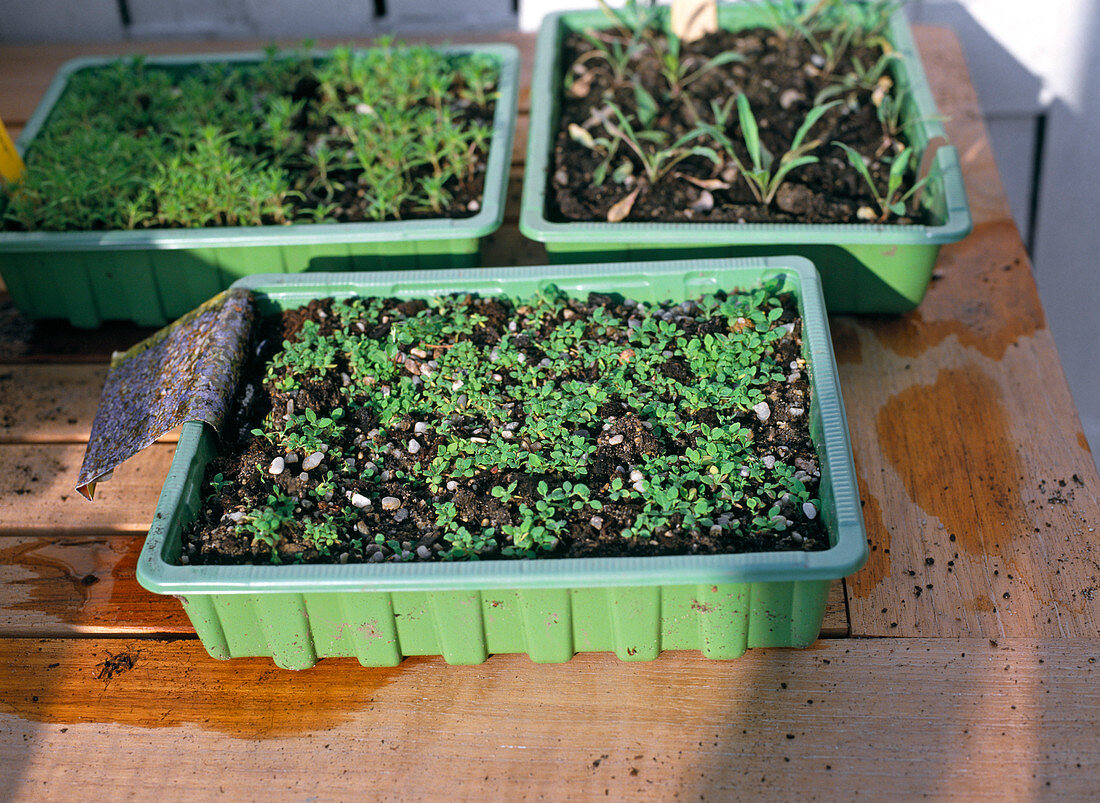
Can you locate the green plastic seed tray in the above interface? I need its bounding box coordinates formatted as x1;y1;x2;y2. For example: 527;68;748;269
136;257;867;669
0;44;520;328
519;4;972;314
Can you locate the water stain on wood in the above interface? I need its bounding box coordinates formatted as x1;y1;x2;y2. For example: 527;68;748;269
876;366;1027;561
0;639;407;739
846;476;889;600
0;537;190;633
868;222;1043;362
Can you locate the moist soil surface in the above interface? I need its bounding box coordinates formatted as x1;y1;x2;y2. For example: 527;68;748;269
551;25;929;225
181;289;830;566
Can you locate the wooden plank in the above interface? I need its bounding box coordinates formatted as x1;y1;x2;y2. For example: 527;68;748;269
838;28;1100;638
0;638;1097;797
0;443;174;535
0;536;192;636
0;365;106;443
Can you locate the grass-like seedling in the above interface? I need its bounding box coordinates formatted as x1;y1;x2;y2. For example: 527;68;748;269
706;94;840;207
4;41;500;232
833;142;929;221
553;0;930;225
183;285;828;566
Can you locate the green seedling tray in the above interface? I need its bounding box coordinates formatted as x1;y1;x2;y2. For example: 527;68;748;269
136;257;867;669
0;44;520;328
519;3;972;314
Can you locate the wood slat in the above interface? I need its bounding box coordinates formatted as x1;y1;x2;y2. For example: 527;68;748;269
0;536;192;635
0;365;106;443
0;443;174;535
834;29;1100;638
1;637;1097;797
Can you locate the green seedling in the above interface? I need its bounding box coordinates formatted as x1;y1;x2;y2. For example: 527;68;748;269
657;31;744;97
833;142;929;221
710;94;840;207
601;104;721;186
4;43;500;232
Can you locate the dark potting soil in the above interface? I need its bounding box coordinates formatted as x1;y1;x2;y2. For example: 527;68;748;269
551;26;930;225
180;289;830;566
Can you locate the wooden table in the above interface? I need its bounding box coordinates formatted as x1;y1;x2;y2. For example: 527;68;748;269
2;28;1099;798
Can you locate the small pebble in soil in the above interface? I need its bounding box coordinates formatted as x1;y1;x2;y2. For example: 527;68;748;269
381;496;401;511
302;452;324;471
608;434;624;446
633;480;646;493
394;508;409;522
590;515;604;529
629;469;643;483
285;452;299;464
414;421;428;435
228;511;246;524
753;402;771;422
446;480;458;491
857;206;878;222
468;200;480;212
691;189;714;213
339;552;350;564
763;455;776;469
356;521;370;535
351;493;371;509
417;545;432;559
803;502;818;520
408;439;421;454
268;457;285;475
298;472;309;482
369;552;385;563
788;406;805;417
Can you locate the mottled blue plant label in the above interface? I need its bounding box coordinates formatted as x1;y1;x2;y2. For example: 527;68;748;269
77;288;255;500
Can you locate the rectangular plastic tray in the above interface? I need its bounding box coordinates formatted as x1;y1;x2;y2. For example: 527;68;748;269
519;4;972;313
0;44;520;328
136;258;867;668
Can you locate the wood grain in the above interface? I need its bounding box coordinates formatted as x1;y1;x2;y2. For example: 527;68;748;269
0;536;192;636
1;26;1099;796
833;30;1100;638
1;637;1097;797
0;365;107;443
0;444;174;535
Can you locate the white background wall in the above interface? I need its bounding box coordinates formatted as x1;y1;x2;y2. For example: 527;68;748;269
2;0;1098;467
